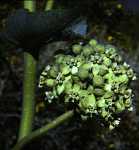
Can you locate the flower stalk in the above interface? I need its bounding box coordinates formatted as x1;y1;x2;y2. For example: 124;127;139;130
45;0;54;11
18;0;36;141
13;110;74;150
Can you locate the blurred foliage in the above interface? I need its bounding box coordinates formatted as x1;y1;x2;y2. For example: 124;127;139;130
47;0;139;52
0;0;139;52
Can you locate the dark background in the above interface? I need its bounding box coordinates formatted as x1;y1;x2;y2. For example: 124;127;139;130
0;0;139;150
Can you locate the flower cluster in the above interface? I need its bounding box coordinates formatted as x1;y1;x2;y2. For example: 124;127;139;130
39;38;136;129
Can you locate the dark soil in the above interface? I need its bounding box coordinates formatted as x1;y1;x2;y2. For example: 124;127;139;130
0;1;139;150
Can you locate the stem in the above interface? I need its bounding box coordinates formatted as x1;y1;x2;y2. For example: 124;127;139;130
45;0;54;11
18;0;55;141
18;1;36;140
24;0;36;11
13;110;74;150
18;52;37;140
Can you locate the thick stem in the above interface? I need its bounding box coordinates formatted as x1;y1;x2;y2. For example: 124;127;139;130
24;0;36;11
13;110;74;150
18;1;36;140
18;52;37;140
45;0;54;11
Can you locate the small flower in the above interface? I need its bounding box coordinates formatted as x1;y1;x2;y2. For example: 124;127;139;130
71;66;78;75
79;94;96;113
107;35;113;41
113;119;120;127
60;64;70;75
56;84;65;95
97;98;106;108
94;88;105;96
82;45;94;56
89;39;98;47
78;67;89;80
72;44;82;54
95;44;105;53
45;79;55;88
49;66;59;78
116;4;123;9
103;57;112;67
93;75;104;87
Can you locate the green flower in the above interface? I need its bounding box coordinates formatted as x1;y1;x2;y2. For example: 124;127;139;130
125;98;132;107
124;89;132;98
117;74;129;84
49;66;59;78
79;94;96;113
39;37;136;130
105;44;116;56
89;39;98;47
95;44;105;53
65;85;81;103
64;81;72;93
103;91;113;98
97;98;106;108
82;45;94;56
93;75;104;87
127;68;135;78
103;56;112;66
94;88;105;96
104;84;112;91
45;79;55;88
104;70;116;83
71;66;78;75
60;64;70;75
71;75;80;83
73;84;81;92
115;98;125;112
101;109;109;118
72;44;82;54
114;55;122;63
78;67;89;80
99;65;108;76
55;54;65;64
87;85;94;93
80;90;89;98
92;64;101;75
81;63;93;70
56;84;65;95
39;76;47;88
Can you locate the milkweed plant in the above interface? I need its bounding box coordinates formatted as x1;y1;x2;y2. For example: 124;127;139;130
39;38;136;130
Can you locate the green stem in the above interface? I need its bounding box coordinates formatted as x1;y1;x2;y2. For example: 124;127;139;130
13;110;74;150
45;0;54;11
24;0;36;12
18;0;55;141
18;1;36;140
18;52;37;140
